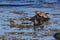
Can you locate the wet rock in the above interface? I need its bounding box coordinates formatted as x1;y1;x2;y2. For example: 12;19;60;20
34;25;44;31
19;24;32;29
53;32;60;40
18;24;25;29
10;24;18;28
25;25;32;28
9;18;18;28
9;18;17;23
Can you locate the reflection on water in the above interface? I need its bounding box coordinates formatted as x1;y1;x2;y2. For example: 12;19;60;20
0;7;60;40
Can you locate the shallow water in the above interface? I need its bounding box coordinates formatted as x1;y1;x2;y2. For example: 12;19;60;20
0;0;60;40
0;6;60;40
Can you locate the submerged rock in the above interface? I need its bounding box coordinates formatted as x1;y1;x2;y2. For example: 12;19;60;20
53;32;60;40
11;11;25;14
